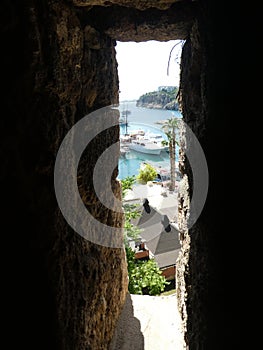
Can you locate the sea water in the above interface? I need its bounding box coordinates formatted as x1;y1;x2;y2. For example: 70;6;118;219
117;101;182;180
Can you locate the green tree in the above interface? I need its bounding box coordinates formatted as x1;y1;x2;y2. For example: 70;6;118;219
121;175;169;296
120;175;136;198
123;203;141;245
162;117;179;191
120;175;141;245
125;246;169;295
136;163;157;184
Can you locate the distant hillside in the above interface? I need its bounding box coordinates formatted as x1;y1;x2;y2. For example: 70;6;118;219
136;87;179;110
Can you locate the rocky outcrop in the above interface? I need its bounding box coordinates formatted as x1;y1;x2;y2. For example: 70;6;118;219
136;88;179;110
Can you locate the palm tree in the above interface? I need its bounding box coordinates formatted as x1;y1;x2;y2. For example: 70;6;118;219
162;117;179;191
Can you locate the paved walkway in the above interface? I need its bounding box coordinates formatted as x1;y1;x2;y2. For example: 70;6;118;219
132;294;185;350
110;293;185;350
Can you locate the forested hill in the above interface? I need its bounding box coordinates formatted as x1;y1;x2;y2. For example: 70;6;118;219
136;86;179;110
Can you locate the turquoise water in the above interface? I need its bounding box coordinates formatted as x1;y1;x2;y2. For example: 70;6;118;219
117;101;181;180
118;148;171;180
119;101;181;128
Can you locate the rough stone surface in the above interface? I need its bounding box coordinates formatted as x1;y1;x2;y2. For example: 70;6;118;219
176;20;208;348
176;4;238;348
2;1;127;349
79;2;197;41
72;0;178;10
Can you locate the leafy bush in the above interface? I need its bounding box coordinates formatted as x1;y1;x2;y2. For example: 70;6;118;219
122;175;169;296
136;163;157;184
123;202;142;246
120;175;136;197
125;247;169;296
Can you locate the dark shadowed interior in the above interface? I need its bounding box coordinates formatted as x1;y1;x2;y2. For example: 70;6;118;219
1;1;257;349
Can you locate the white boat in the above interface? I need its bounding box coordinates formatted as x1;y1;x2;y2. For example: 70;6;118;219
120;130;145;147
128;139;165;155
120;134;132;143
129;129;145;138
144;132;169;151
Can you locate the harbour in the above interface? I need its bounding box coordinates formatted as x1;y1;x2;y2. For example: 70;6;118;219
117;101;181;180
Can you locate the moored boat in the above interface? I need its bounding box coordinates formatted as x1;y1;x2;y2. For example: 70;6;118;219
144;131;169;151
128;139;165;155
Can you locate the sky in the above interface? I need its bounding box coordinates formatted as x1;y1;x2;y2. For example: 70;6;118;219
115;40;183;102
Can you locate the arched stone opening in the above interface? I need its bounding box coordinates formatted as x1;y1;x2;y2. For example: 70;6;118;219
2;1;242;349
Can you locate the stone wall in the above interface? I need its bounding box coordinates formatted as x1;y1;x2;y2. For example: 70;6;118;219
2;1;128;349
72;0;178;10
176;2;252;348
176;19;209;347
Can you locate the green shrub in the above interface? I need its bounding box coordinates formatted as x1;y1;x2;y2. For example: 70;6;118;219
136;163;157;184
120;175;136;197
125;247;169;296
123;203;141;245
